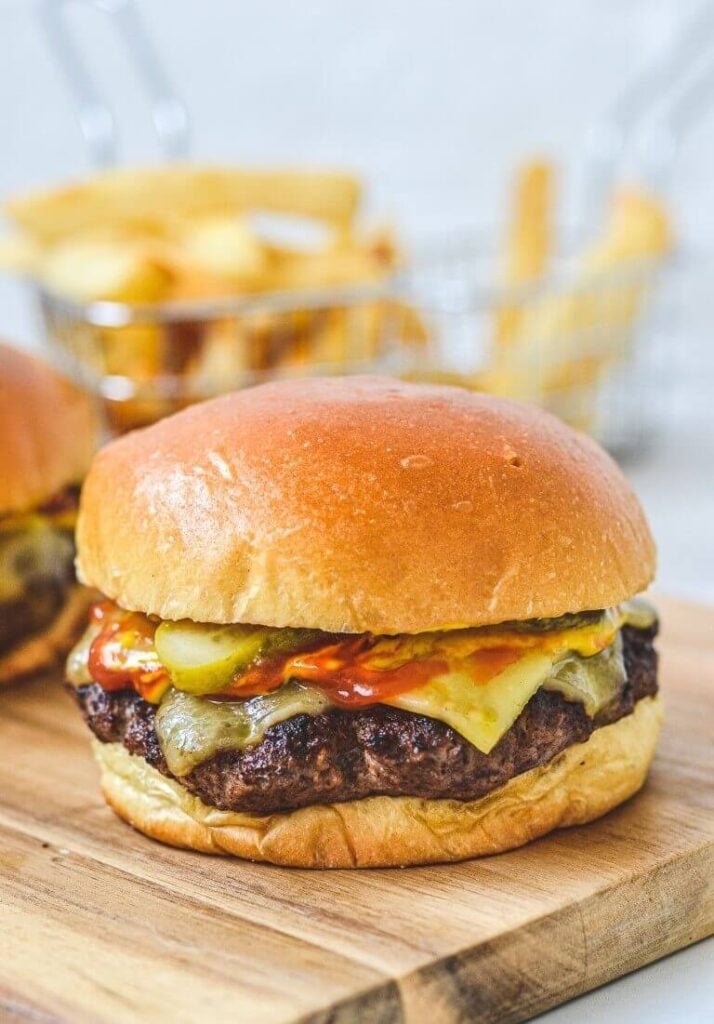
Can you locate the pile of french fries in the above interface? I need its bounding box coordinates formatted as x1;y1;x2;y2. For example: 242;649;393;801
0;162;672;437
0;166;425;431
483;160;673;433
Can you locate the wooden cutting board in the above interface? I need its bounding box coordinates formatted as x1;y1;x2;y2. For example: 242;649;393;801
0;596;711;1024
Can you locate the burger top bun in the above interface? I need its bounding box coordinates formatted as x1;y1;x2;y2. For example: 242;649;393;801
77;376;655;633
0;342;98;515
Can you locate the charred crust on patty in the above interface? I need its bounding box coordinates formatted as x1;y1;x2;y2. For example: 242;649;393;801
72;623;658;815
0;578;72;656
0;485;79;657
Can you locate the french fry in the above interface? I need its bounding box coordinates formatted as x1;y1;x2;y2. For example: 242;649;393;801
505;159;553;281
98;324;162;379
266;238;386;291
0;233;40;273
516;187;671;378
494;159;554;348
38;238;174;303
5;167;361;243
177;215;268;286
0;164;428;432
587;189;671;264
394;302;430;347
187;319;252;391
486;184;671;430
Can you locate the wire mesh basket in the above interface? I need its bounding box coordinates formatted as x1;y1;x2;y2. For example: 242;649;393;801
37;281;423;433
399;233;674;456
28;0;682;450
35;236;673;452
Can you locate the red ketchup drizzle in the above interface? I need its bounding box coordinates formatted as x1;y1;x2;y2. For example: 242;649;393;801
215;636;445;704
280;640;523;706
88;602;168;701
86;602;526;707
287;646;445;705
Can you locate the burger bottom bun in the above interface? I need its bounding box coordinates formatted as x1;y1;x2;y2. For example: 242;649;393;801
0;585;94;687
92;695;662;868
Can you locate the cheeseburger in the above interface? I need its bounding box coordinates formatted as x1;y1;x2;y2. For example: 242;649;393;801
68;377;660;867
0;342;98;684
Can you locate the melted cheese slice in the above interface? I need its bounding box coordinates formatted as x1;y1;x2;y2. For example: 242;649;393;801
0;506;78;534
386;651;556;753
378;611;630;754
71;601;654;769
0;516;75;601
360;612;622;679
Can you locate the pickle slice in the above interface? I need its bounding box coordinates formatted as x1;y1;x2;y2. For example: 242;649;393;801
154;621;272;694
154;621;328;694
260;628;326;658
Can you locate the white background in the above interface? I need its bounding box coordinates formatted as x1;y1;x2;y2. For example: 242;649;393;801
0;2;711;1019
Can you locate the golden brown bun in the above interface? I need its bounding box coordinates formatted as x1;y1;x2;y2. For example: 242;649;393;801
77;377;655;632
93;694;662;868
0;584;94;686
0;343;99;515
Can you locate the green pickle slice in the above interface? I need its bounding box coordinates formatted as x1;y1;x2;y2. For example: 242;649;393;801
154;620;325;694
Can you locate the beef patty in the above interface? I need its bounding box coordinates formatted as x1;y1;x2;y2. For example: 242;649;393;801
74;623;657;815
0;577;72;656
0;488;78;656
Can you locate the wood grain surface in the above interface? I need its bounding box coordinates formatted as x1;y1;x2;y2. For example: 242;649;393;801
0;596;711;1023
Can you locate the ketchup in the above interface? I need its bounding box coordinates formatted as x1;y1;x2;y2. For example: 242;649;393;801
278;639;522;706
88;602;168;701
85;601;525;707
282;638;447;706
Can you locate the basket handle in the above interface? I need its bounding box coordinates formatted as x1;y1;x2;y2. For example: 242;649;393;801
581;4;714;220
38;0;190;167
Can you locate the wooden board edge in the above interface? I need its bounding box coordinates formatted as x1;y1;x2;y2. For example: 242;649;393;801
396;839;714;1024
0;988;65;1024
299;839;714;1024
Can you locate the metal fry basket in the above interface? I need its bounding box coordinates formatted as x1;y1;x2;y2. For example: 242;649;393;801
30;0;698;451
38;282;419;433
399;235;674;455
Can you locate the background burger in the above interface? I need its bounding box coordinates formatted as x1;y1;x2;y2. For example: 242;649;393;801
0;341;98;684
67;376;660;868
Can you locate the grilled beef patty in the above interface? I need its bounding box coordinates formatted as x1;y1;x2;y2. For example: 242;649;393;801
74;623;657;814
0;487;78;656
0;577;72;656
